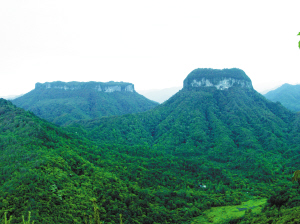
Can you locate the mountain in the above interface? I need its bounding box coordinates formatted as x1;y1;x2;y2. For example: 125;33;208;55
67;69;298;173
12;81;158;126
137;86;182;103
63;68;300;222
264;83;300;112
65;68;300;222
3;68;300;223
70;68;293;154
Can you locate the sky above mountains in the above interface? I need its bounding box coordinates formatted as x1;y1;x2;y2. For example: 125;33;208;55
0;0;299;96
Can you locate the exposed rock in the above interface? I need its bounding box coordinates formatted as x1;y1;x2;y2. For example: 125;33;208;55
35;81;135;93
125;85;134;92
183;68;253;90
104;86;121;92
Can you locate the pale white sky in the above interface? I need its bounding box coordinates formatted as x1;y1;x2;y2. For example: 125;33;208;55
0;0;299;96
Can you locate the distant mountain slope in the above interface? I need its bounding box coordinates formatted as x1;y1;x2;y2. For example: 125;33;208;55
12;81;158;126
137;86;182;103
0;94;24;100
264;83;300;112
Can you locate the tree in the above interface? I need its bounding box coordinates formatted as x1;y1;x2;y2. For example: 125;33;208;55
292;170;300;184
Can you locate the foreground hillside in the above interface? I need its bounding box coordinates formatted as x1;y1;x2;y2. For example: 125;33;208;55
12;81;158;126
0;98;265;223
264;83;300;112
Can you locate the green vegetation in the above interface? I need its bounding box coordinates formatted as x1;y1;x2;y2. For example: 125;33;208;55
292;170;300;184
12;81;158;126
192;198;267;223
1;99;242;223
3;69;300;223
264;83;300;112
65;82;300;223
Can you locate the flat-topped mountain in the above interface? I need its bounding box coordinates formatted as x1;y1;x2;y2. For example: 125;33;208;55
12;81;158;126
183;68;253;90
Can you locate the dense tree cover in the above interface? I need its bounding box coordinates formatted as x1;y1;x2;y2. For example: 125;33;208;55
11;82;158;126
264;83;300;112
0;99;255;223
66;85;300;222
3;70;300;223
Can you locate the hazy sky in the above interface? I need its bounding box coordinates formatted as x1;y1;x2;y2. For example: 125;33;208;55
1;0;299;96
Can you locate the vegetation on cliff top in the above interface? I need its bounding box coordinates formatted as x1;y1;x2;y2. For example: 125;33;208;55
35;81;133;91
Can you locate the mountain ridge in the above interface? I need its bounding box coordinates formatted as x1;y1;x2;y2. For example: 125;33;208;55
35;80;135;92
12;81;159;126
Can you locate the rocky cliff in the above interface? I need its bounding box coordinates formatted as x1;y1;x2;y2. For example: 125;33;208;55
183;68;253;90
35;81;134;93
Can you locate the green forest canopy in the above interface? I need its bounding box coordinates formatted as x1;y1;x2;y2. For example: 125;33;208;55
2;67;300;223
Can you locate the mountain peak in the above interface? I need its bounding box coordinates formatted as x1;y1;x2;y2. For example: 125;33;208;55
35;81;135;93
183;68;253;90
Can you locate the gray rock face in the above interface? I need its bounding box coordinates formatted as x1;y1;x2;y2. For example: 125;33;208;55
125;85;134;92
190;77;252;90
104;86;121;92
183;68;253;90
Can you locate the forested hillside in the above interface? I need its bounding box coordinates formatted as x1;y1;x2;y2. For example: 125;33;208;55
65;68;300;223
12;81;158;126
264;83;300;112
1;98;212;223
2;68;300;223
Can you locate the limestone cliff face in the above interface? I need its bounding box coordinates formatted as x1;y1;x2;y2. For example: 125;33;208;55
183;68;253;90
35;81;135;93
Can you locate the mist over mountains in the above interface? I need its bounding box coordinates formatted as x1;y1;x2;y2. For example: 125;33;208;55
0;94;24;100
137;86;182;104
